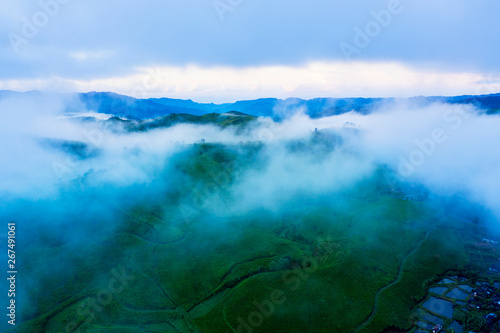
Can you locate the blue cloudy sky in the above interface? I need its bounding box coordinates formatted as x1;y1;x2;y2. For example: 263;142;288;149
1;0;499;102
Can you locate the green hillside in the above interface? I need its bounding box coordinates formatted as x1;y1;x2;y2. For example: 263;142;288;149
11;141;481;333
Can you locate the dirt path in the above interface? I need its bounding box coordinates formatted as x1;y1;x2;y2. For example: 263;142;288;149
353;230;431;333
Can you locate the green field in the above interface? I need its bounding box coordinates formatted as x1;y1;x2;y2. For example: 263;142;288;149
12;142;477;333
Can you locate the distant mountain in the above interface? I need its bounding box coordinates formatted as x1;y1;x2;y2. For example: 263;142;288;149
75;91;213;119
409;94;500;114
75;93;280;119
73;92;500;119
1;90;499;119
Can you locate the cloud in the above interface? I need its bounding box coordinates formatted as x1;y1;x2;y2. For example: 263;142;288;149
1;62;499;103
1;93;499;235
2;93;499;218
68;50;114;62
1;0;499;84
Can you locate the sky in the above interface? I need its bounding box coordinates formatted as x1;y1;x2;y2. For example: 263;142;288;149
1;0;500;102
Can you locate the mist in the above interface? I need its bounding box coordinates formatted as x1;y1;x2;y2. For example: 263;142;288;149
1;92;499;233
1;92;499;331
2;92;499;235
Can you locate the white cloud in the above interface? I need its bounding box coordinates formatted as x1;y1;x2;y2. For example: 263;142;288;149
0;61;498;103
68;50;114;61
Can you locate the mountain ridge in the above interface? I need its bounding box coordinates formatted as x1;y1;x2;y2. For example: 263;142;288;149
1;90;499;119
